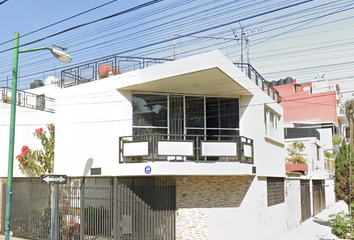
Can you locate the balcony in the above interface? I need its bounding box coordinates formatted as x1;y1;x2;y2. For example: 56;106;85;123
234;63;280;103
0;87;55;113
284;128;320;140
119;134;253;164
61;55;172;88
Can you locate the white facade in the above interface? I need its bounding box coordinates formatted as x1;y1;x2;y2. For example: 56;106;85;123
52;50;285;178
285;137;336;214
0;51;288;240
285;137;326;179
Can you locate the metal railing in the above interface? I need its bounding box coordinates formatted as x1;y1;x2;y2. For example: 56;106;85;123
119;134;254;164
0;87;55;113
325;159;335;176
234;63;280;103
3;177;176;240
61;55;173;88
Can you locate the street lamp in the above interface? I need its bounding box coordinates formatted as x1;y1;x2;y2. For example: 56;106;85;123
4;32;72;240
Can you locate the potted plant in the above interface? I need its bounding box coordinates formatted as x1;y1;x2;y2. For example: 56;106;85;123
285;141;308;173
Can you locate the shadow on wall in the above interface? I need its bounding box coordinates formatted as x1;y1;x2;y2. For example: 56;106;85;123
176;175;254;208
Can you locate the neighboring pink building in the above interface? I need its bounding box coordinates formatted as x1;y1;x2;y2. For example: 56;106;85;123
273;80;337;126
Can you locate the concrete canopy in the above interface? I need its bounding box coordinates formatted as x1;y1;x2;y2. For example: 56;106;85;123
118;67;252;97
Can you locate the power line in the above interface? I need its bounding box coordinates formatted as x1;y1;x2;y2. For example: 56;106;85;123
0;0;166;55
0;0;119;47
0;0;10;5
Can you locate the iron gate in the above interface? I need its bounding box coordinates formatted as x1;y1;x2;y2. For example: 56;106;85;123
2;177;176;240
117;178;176;240
313;180;326;216
300;180;311;222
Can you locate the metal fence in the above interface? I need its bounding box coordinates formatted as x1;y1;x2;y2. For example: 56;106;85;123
0;87;55;113
1;177;176;240
61;56;172;88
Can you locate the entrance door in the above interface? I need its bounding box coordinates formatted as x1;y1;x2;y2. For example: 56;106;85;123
313;180;326;216
117;178;176;240
300;180;311;222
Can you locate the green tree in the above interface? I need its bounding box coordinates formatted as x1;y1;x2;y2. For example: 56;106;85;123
334;140;354;205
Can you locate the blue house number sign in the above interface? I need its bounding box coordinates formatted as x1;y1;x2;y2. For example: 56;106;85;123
145;166;152;174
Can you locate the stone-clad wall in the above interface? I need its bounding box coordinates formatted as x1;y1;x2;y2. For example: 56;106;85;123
175;176;254;240
0;178;7;233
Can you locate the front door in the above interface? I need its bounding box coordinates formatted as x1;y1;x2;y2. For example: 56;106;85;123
300;180;311;222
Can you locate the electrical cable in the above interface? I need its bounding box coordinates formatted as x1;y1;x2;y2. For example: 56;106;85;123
0;0;119;47
0;0;166;54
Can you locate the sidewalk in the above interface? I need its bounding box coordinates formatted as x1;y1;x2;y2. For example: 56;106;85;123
0;236;26;240
274;201;348;240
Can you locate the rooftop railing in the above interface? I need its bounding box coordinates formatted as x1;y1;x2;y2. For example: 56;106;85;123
61;55;173;88
235;63;280;103
0;87;55;113
60;55;280;104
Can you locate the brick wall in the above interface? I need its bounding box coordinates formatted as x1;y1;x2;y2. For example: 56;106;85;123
175;176;254;240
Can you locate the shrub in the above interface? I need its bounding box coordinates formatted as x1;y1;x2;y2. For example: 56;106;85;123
333;134;342;145
329;212;354;239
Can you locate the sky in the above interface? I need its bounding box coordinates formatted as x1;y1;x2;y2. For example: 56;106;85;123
0;0;353;100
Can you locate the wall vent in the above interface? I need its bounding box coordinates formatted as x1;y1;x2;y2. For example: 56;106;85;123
90;168;101;175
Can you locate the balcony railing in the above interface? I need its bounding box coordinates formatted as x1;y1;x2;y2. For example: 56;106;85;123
61;55;173;88
119;134;253;164
235;63;280;103
325;159;335;176
0;87;55;113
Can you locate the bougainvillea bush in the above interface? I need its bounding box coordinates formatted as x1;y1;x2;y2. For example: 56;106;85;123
16;124;55;177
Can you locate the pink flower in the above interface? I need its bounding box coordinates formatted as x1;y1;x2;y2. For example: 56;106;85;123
16;154;23;159
35;128;43;134
21;146;29;155
22;162;28;169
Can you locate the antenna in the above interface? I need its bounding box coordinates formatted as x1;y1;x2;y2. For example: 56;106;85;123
235;23;262;66
239;22;244;66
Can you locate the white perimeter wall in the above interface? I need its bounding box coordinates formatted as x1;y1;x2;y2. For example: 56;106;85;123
0;102;55;177
326;178;336;207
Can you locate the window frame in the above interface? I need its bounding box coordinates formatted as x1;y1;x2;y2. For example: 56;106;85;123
132;92;240;137
264;106;281;139
267;177;285;206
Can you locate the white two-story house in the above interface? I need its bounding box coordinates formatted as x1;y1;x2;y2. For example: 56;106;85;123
1;50;286;240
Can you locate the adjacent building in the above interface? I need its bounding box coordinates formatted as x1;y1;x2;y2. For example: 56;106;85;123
274;78;341;228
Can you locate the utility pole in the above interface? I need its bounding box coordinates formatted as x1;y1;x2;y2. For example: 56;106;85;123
239;22;244;66
346;100;354;148
246;38;250;65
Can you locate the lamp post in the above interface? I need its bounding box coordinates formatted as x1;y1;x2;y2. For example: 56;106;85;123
4;32;72;240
